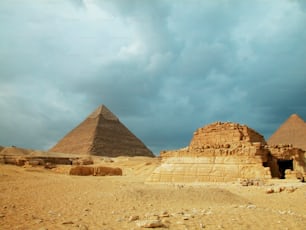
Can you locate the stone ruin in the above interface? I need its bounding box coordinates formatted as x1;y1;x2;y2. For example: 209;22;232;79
69;166;122;176
147;121;306;183
268;144;305;181
0;146;93;168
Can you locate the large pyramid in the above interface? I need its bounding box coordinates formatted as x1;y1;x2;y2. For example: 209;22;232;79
49;105;154;157
268;114;306;151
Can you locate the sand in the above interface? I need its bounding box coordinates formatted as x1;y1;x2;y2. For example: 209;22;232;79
0;156;305;230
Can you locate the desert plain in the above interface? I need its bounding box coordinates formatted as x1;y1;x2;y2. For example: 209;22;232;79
0;156;305;230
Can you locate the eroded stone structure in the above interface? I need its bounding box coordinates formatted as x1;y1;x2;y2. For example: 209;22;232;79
148;121;306;183
69;166;122;176
0;147;88;166
148;122;271;183
267;144;305;180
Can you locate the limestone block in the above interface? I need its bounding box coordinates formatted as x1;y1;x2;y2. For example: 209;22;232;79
94;166;122;176
146;157;268;183
238;165;267;179
69;166;95;176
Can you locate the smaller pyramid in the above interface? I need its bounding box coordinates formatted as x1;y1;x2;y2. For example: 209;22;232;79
268;114;306;150
49;105;154;157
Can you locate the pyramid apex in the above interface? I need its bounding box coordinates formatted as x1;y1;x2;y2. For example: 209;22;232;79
88;105;118;121
268;113;306;150
290;113;299;118
287;113;305;123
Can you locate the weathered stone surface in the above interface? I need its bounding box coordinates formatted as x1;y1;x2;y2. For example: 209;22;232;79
0;147;83;166
0;155;24;165
69;166;123;176
69;166;95;176
148;160;271;183
284;169;305;182
239;178;264;186
267;145;305;179
128;215;140;222
49;105;154;157
94;166;122;176
15;157;27;166
268;144;302;160
148;122;270;183
189;122;266;153
72;157;94;165
44;162;56;169
0;154;75;167
28;159;45;166
136;219;167;228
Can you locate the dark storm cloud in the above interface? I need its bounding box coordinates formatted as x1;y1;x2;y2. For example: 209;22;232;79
0;0;305;154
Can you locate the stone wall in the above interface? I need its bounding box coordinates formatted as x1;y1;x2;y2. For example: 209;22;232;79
148;156;271;183
0;155;77;166
267;144;305;179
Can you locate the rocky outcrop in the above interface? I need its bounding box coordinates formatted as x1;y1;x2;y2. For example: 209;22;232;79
148;122;271;183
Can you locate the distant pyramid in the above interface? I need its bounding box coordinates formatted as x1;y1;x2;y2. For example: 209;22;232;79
268;114;306;150
49;105;154;157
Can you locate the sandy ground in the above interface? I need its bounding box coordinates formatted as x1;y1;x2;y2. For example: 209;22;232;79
0;156;305;230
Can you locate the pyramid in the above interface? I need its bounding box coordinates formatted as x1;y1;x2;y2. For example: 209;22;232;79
268;114;306;151
49;105;154;157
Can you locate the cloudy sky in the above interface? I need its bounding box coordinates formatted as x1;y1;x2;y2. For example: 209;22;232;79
0;0;306;154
